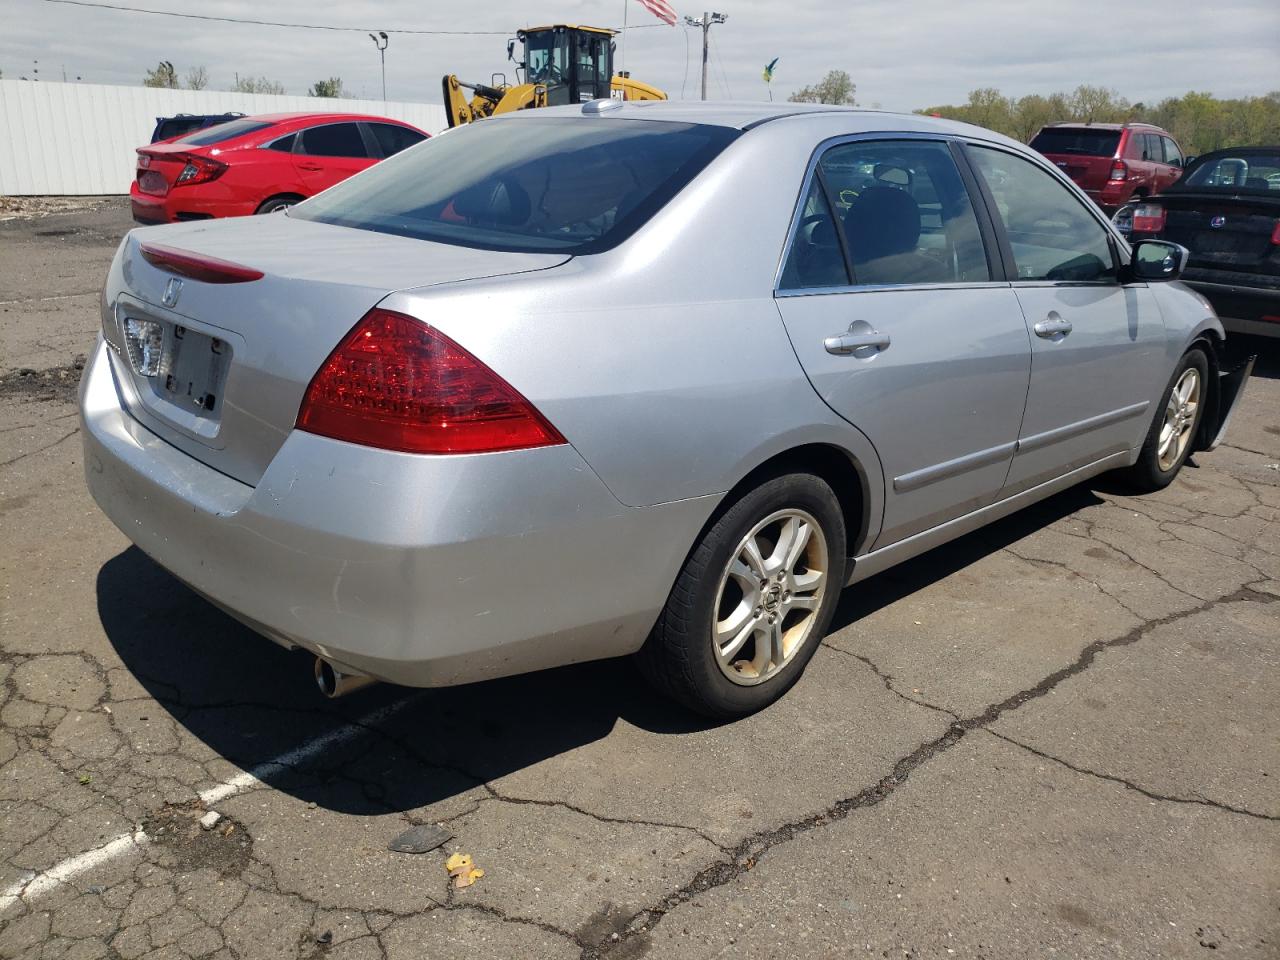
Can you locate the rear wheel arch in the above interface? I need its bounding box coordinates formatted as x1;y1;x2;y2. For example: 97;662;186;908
256;193;305;214
713;443;872;562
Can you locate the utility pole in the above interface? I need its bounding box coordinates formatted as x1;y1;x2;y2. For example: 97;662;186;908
369;32;388;101
682;12;726;101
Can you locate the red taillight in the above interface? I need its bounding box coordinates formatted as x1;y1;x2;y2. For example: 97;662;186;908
1108;160;1128;182
1271;220;1280;245
155;151;228;186
1131;203;1166;234
139;243;264;283
296;309;565;455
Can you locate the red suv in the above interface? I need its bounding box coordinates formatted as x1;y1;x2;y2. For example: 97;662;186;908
130;113;429;224
1030;122;1185;212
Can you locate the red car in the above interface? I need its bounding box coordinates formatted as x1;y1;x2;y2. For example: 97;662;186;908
130;113;429;224
1030;122;1185;212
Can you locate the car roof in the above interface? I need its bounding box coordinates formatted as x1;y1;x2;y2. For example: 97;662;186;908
1039;122;1163;132
493;100;1021;141
1190;145;1280;159
244;112;415;125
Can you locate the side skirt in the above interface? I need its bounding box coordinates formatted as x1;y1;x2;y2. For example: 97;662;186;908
846;451;1129;586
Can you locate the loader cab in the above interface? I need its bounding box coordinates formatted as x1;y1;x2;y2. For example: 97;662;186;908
518;25;616;106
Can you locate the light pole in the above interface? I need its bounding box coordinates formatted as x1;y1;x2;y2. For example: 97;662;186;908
369;31;388;101
682;13;726;101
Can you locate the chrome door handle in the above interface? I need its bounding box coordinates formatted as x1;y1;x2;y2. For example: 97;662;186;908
824;330;891;355
1033;317;1073;339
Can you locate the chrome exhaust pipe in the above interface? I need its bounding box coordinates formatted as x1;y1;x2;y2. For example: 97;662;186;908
314;657;377;699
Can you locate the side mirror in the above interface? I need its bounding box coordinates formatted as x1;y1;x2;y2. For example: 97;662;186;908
1184;155;1197;167
507;39;516;61
1130;240;1187;281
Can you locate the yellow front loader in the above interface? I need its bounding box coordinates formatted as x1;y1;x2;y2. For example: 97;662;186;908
442;25;666;128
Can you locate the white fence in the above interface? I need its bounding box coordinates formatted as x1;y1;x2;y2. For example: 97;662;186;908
0;79;448;196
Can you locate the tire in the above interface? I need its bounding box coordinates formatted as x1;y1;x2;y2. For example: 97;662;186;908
1119;347;1209;492
256;195;302;214
637;472;847;718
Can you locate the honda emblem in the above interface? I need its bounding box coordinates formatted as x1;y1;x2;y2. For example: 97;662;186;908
161;277;183;308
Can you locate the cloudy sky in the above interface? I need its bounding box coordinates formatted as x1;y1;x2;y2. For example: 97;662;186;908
3;0;1277;110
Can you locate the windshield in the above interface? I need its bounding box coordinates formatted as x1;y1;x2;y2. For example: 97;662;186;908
1178;152;1280;193
178;119;274;146
291;118;739;253
1030;128;1122;157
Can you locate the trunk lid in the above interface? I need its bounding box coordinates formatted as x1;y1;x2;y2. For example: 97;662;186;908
104;214;570;485
1039;151;1114;192
1156;193;1280;273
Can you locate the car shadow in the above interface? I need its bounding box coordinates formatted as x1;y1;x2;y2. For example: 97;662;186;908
96;478;1117;818
1225;333;1276;379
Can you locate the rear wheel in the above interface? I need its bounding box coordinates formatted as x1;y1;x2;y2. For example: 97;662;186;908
256;194;303;214
1119;347;1208;491
637;472;846;718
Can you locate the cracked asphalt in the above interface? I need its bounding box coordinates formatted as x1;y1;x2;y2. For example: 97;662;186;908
1;198;1278;960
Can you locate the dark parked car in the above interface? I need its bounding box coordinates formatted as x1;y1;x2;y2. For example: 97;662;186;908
150;112;246;143
1114;146;1280;338
1030;122;1185;212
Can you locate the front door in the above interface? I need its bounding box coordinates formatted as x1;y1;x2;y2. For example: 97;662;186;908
964;144;1169;494
774;138;1031;548
292;122;376;194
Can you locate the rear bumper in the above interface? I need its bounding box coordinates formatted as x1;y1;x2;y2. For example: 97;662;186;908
1183;277;1280;337
129;182;260;224
80;337;710;687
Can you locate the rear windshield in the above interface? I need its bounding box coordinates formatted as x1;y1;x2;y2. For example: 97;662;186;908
178;120;274;146
1030;128;1122;157
1178;152;1280;193
290;117;740;253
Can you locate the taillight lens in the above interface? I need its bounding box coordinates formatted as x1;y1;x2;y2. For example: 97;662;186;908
296;309;565;455
1108;160;1128;182
1271;220;1280;245
171;153;228;186
1130;203;1166;234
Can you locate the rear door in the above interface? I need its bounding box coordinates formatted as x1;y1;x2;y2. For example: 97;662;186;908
292;122;375;193
964;143;1169;494
774;137;1031;548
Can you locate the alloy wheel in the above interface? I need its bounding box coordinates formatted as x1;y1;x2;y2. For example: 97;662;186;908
711;509;830;686
1158;367;1200;471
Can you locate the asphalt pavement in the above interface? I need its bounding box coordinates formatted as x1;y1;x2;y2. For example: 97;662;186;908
1;199;1277;959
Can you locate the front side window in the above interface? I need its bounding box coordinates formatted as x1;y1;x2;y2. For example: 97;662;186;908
298;123;369;158
967;145;1117;283
292;118;738;253
1162;137;1183;167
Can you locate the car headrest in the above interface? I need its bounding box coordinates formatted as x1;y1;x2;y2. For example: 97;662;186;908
451;178;531;226
844;186;921;262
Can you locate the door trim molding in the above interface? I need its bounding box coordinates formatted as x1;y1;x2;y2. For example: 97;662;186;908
848;450;1130;585
893;440;1017;493
1016;401;1150;454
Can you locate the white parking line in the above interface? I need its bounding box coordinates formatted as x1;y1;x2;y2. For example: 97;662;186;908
0;697;414;913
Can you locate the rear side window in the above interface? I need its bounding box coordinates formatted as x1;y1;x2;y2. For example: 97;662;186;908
779;139;990;290
1143;134;1164;162
265;133;296;153
778;179;849;290
298;123;369;158
179;120;274;146
369;123;427;157
291;118;739;253
1030;128;1121;157
968;145;1117;283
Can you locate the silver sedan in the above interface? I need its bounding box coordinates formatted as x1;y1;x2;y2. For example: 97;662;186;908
80;102;1252;717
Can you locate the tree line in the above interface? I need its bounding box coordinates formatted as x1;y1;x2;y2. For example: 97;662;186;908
917;85;1280;155
142;61;346;99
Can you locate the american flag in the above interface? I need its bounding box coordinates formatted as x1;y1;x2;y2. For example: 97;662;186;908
638;0;678;26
